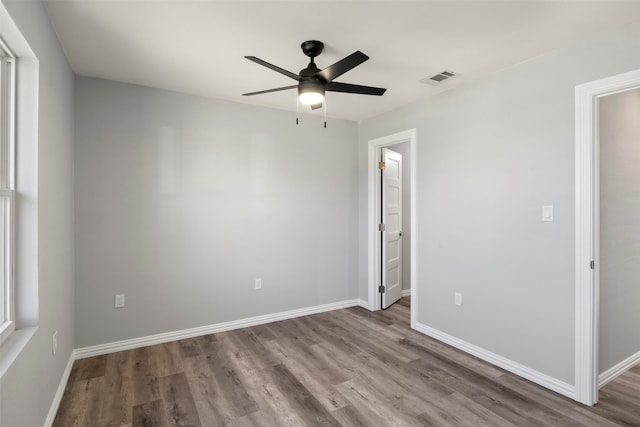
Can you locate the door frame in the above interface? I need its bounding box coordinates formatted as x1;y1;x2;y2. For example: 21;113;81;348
367;129;417;325
575;68;640;406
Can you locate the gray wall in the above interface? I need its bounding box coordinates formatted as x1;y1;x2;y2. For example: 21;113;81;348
74;77;358;348
0;1;75;426
358;22;640;385
388;142;411;292
598;88;640;374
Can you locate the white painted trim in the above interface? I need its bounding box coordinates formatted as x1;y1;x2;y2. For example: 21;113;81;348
599;350;640;388
0;326;36;378
409;135;418;330
575;68;640;406
414;321;576;400
357;298;370;309
401;289;411;297
44;352;75;427
75;299;360;359
367;129;417;317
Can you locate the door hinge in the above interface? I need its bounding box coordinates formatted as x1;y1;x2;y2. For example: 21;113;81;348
590;260;595;270
378;223;385;231
379;285;385;293
378;161;385;170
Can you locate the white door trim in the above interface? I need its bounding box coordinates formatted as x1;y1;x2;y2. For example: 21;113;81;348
367;129;417;326
574;68;640;406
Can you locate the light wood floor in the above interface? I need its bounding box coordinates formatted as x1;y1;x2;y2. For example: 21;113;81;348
54;297;640;426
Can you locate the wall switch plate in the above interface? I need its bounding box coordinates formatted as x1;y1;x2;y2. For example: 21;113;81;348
542;205;553;222
52;330;58;355
454;292;462;306
255;278;262;290
115;294;125;308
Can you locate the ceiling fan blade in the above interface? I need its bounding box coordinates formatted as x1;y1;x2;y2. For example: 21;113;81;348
242;85;298;96
310;102;323;110
317;51;369;82
245;56;299;81
326;81;386;96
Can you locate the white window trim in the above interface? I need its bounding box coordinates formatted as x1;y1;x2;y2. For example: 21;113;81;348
0;36;16;347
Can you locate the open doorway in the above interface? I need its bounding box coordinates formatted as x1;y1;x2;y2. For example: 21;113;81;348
597;88;640;392
367;130;417;325
575;69;640;405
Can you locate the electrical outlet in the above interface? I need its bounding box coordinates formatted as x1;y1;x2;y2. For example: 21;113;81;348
454;292;462;306
115;294;125;308
52;330;58;355
255;278;262;290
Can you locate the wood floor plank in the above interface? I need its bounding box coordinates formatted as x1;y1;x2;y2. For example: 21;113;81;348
261;321;353;386
389;323;506;379
159;373;202;427
249;323;277;341
149;341;185;377
198;332;261;417
132;399;167;427
231;361;312;426
335;378;424;427
496;374;621;427
182;354;236;425
343;354;439;418
261;338;350;412
178;337;203;358
589;387;640;427
54;297;640;426
311;313;419;366
226;327;280;369
225;409;289;427
295;315;362;356
416;392;516;427
264;336;351;386
330;404;383;427
249;381;310;426
68;354;108;382
53;377;106;427
131;346;161;406
98;349;136;427
264;364;342;426
405;350;582;426
350;347;455;404
266;319;318;347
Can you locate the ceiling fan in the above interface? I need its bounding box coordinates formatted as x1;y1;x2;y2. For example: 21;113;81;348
242;40;386;111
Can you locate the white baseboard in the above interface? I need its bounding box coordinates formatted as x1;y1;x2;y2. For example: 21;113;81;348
401;289;411;297
599;350;640;388
357;298;369;309
74;299;360;359
413;321;576;400
44;352;75;427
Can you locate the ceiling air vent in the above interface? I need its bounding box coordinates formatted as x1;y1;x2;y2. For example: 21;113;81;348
420;70;457;85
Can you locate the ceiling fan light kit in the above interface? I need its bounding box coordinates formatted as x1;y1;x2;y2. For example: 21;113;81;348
298;80;325;105
243;40;386;126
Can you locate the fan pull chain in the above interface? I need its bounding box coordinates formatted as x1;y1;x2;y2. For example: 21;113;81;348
296;98;299;125
323;98;327;128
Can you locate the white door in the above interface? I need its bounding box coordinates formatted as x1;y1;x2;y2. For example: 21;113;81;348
381;148;402;309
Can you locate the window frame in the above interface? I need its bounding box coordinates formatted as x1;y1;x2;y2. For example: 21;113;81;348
0;35;15;346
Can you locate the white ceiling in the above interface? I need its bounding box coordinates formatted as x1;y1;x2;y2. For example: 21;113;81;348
43;0;640;121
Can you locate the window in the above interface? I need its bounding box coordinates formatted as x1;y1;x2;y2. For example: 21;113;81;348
0;36;15;346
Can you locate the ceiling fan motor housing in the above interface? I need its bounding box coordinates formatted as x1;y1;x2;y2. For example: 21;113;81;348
299;60;326;100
